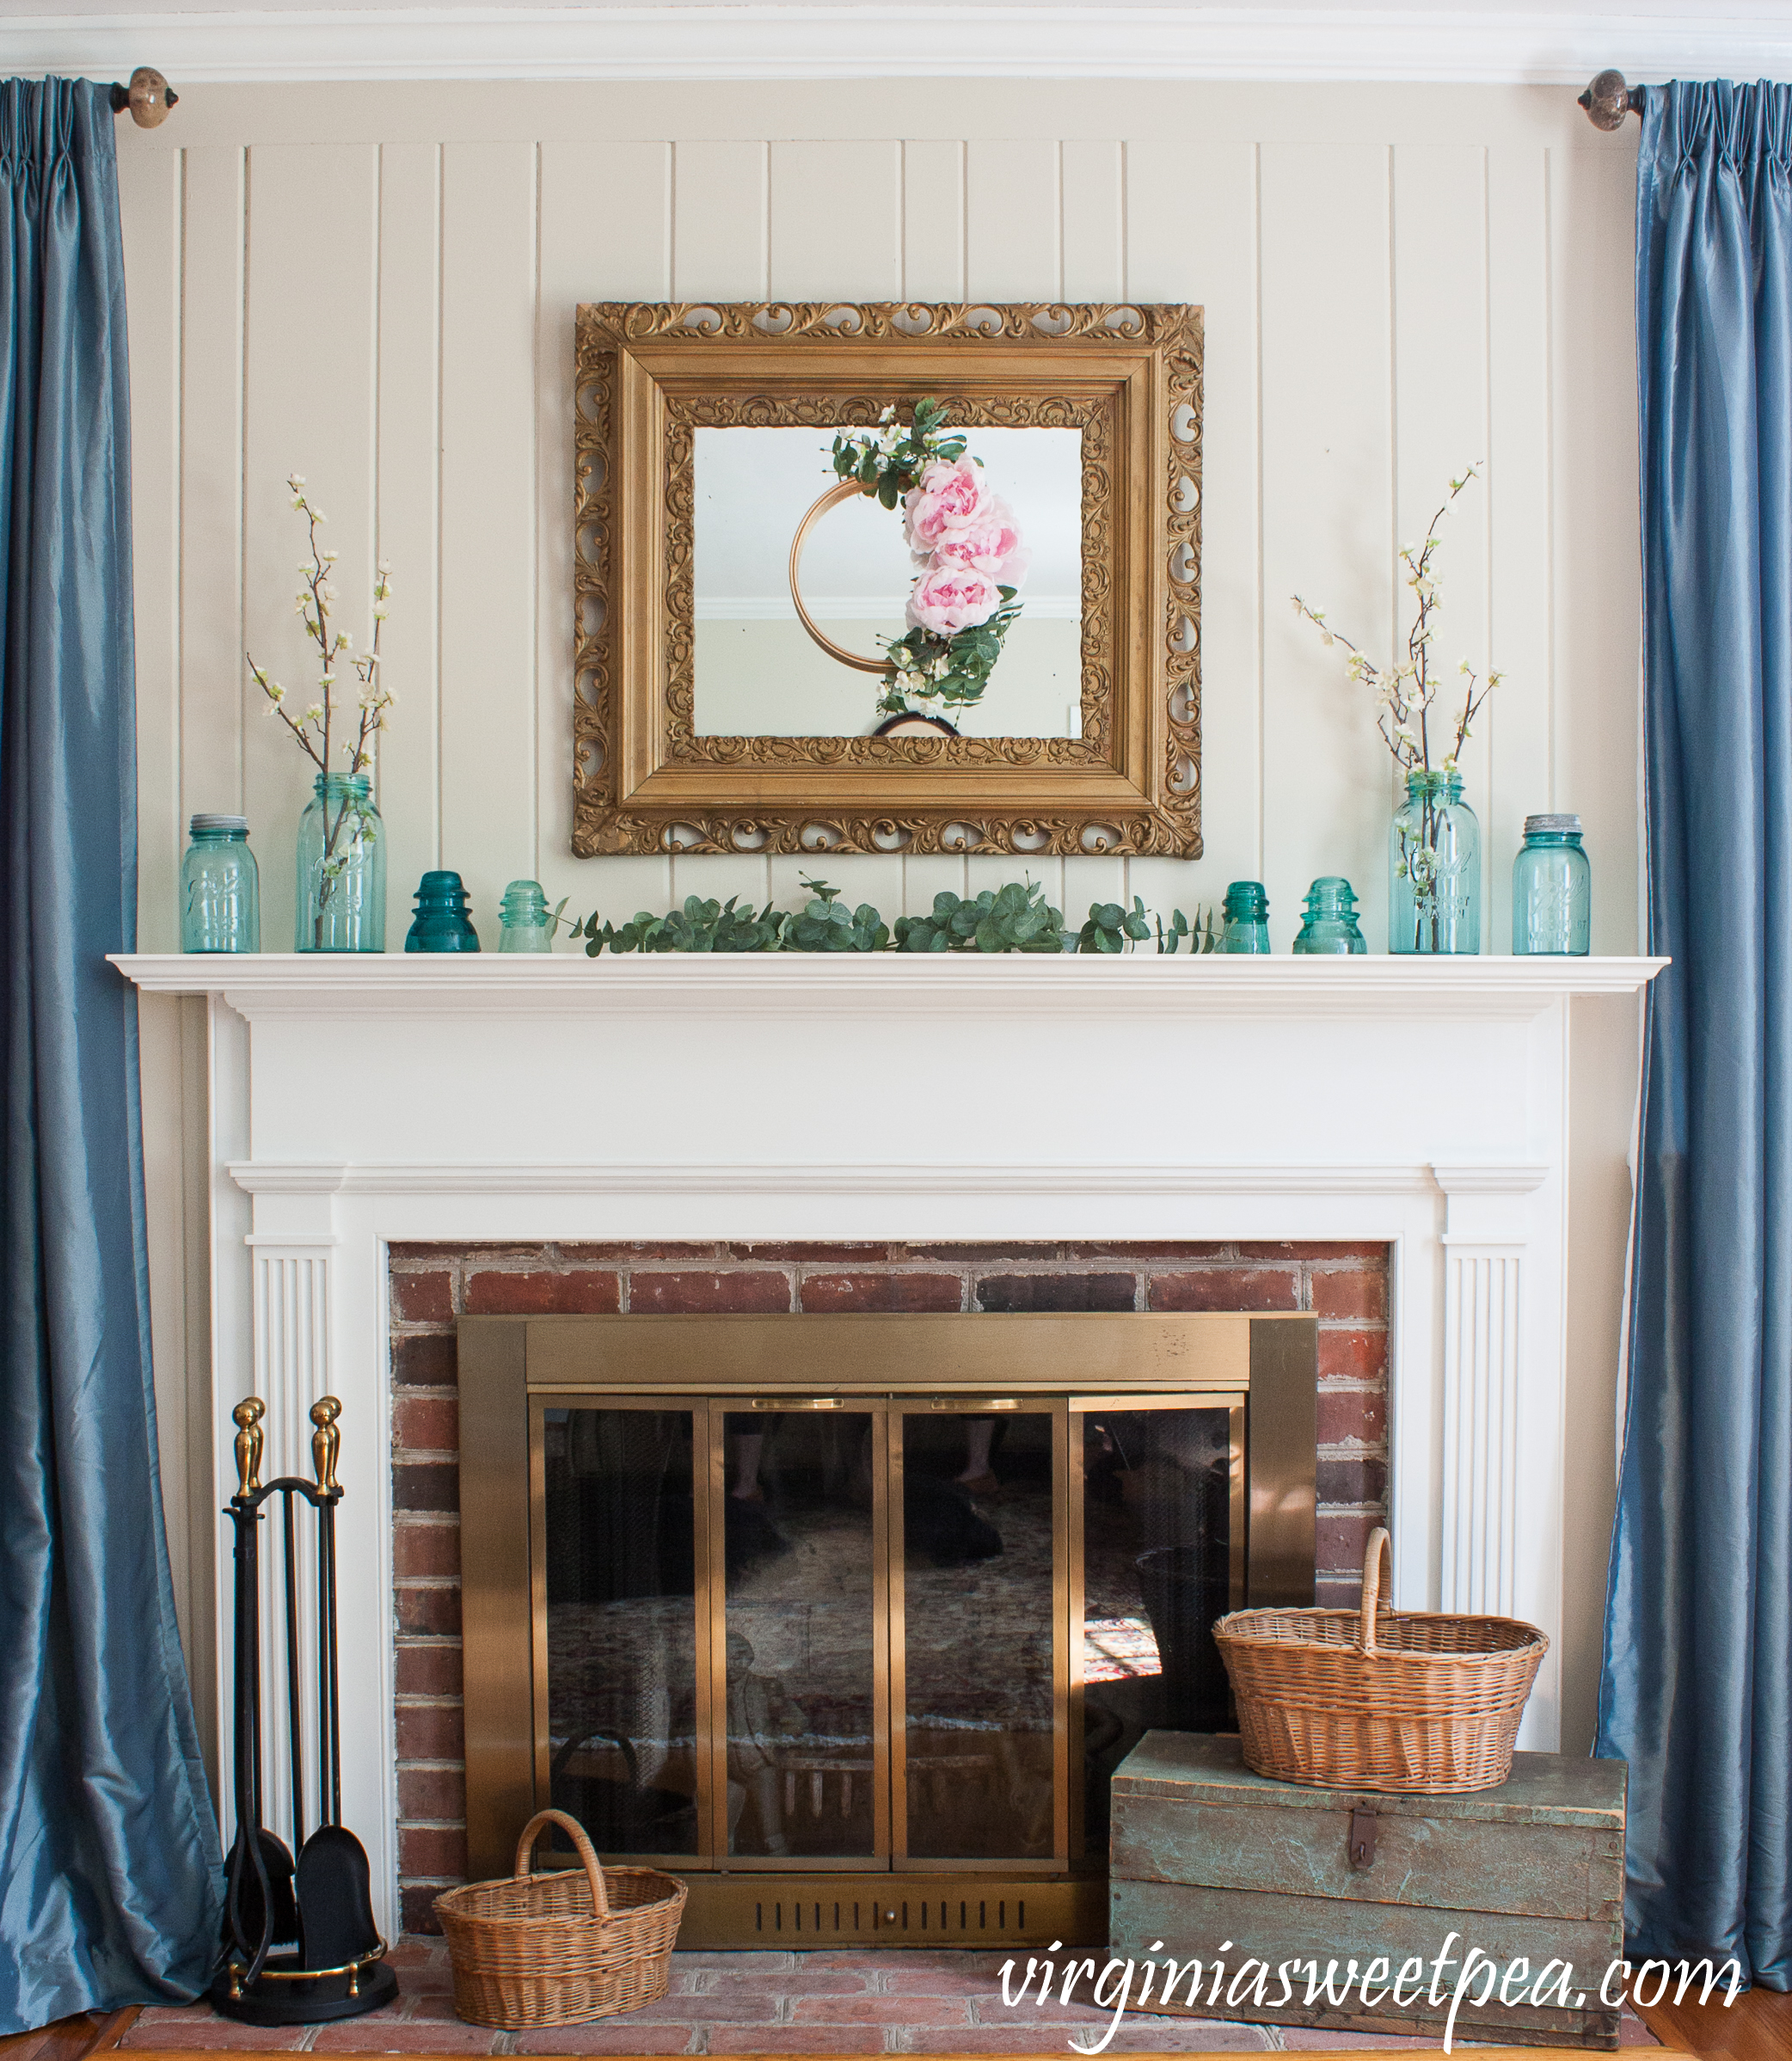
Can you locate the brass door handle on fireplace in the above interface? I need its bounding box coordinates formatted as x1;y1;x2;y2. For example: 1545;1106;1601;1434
745;1395;845;1409
927;1397;1021;1410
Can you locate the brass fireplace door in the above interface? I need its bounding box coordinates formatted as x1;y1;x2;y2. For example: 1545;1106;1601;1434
459;1314;1316;1918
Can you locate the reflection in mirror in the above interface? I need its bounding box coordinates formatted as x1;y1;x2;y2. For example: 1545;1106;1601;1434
543;1407;700;1857
694;426;1083;740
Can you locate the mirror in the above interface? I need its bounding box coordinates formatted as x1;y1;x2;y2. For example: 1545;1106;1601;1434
693;424;1084;740
572;302;1203;858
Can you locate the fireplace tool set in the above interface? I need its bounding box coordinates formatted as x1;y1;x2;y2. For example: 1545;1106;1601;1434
212;1394;397;2024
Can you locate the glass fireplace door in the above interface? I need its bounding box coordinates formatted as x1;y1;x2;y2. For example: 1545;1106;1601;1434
1071;1392;1245;1861
712;1400;887;1865
537;1401;703;1858
534;1388;1242;1878
891;1400;1066;1868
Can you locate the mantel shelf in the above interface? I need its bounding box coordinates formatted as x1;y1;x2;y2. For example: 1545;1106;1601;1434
111;951;1666;1021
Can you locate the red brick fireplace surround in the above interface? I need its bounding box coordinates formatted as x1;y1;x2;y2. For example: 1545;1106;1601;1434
387;1238;1390;1934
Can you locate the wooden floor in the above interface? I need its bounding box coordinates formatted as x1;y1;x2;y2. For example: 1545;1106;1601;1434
2;1988;1786;2060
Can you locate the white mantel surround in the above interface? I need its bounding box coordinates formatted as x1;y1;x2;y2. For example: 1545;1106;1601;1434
115;951;1663;1939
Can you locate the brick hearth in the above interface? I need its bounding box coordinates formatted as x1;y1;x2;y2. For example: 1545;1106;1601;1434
386;1240;1390;1936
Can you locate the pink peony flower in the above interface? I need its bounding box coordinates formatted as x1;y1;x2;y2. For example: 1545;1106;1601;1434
907;563;1003;637
903;457;995;553
930;496;1029;589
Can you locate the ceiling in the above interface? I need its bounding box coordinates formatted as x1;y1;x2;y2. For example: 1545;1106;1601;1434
3;0;1784;83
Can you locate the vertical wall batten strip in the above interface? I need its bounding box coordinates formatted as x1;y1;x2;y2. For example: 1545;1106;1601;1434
1253;141;1265;884
532;141;544;879
536;138;673;917
118;140;183;948
1534;149;1550;807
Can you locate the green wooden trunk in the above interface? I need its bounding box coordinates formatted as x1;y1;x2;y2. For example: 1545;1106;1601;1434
1108;1733;1627;2050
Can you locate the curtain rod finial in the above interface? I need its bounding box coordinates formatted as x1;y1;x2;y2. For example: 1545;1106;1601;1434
1579;68;1639;131
109;67;177;127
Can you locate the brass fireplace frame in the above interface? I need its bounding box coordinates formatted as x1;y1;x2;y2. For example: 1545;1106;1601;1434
457;1311;1316;1948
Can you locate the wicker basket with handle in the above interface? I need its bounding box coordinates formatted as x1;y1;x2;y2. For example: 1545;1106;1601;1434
434;1809;686;2027
1212;1527;1548;1794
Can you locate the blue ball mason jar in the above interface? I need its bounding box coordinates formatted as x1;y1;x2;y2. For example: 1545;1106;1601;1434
1390;768;1481;954
181;813;261;952
1513;813;1591;954
296;773;386;952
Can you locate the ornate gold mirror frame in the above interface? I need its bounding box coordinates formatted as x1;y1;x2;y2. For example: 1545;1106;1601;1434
572;302;1202;858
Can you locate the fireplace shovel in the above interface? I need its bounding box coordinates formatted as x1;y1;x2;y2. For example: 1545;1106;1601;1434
292;1441;384;1979
212;1396;397;2027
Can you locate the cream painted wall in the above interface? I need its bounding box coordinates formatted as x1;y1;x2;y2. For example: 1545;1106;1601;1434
120;78;1643;1751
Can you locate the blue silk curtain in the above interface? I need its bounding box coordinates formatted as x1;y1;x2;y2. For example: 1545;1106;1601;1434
0;78;220;2028
1597;80;1792;1987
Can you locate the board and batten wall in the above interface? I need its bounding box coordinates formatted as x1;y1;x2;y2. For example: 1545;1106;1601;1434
119;79;1644;1758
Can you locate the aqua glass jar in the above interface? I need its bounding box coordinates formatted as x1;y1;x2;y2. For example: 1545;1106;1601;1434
296;773;385;953
405;870;481;953
1513;813;1591;954
1390;769;1481;954
181;814;261;953
498;879;555;954
1220;880;1271;954
1292;876;1365;954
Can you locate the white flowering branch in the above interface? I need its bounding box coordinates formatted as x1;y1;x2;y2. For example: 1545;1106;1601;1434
245;476;396;943
1290;463;1501;776
247;474;394;778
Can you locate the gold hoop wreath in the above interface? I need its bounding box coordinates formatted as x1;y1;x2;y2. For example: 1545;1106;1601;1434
785;481;890;675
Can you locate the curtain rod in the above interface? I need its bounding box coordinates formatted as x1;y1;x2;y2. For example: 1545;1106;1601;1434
109;66;176;126
1580;68;1643;129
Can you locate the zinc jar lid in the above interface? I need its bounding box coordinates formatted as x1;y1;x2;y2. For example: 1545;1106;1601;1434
1524;813;1582;836
190;813;249;834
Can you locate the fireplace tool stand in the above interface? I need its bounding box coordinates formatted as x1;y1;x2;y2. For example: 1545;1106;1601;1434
211;1395;398;2025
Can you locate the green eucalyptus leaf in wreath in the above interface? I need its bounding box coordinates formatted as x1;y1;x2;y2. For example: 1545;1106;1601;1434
879;475;899;510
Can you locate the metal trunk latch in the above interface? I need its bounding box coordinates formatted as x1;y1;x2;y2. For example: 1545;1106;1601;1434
1348;1805;1379;1871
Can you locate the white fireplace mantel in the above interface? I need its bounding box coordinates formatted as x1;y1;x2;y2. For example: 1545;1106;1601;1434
114;951;1664;1938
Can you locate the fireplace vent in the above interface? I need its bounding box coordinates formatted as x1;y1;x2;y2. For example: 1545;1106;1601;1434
673;1874;1105;1947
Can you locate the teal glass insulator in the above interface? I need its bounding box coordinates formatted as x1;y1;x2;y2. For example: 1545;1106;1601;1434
1220;880;1272;954
296;774;385;952
1390;768;1481;954
1513;813;1591;954
406;869;481;953
1292;875;1366;954
498;879;555;954
181;813;261;953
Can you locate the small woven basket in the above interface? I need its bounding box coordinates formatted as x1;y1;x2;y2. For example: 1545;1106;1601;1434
434;1809;686;2028
1213;1527;1548;1794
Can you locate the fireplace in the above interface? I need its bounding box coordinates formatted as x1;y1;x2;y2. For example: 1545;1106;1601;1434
114;948;1666;1947
457;1307;1316;1947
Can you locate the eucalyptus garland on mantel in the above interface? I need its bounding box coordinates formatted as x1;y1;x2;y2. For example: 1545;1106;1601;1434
549;879;1224;957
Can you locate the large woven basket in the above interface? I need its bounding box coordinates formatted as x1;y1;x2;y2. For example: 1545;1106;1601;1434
1213;1527;1548;1793
434;1809;686;2028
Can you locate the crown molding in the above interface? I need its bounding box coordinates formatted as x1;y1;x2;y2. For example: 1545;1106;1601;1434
11;6;1789;87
